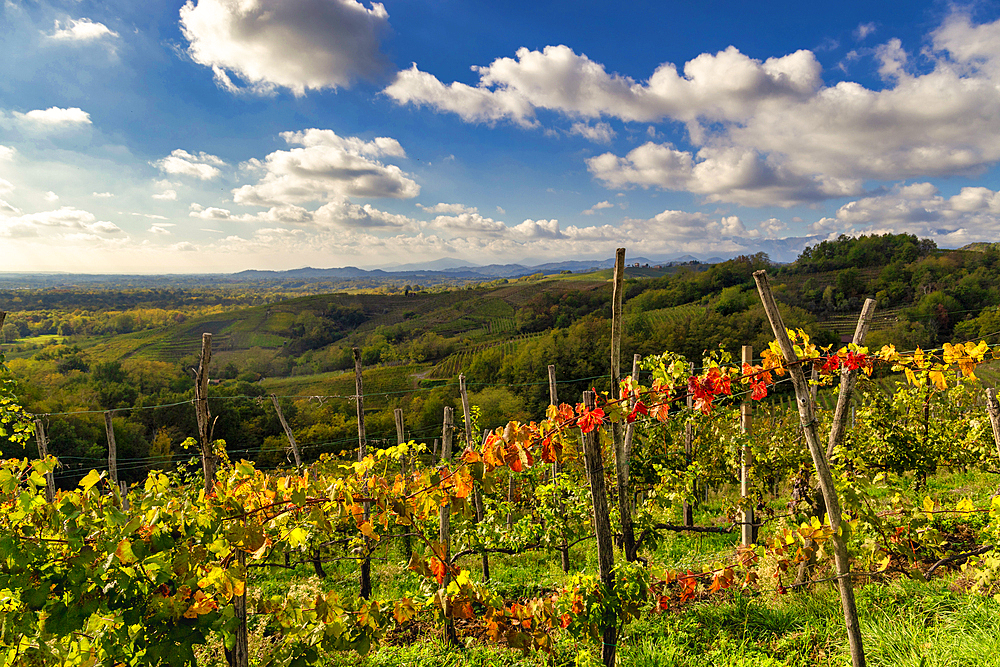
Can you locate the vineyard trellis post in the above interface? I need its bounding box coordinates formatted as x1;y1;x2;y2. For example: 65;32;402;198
548;364;572;572
827;298;877;459
270;394;302;471
439;405;454;583
459;374;490;580
394;408;412;560
194;333;217;493
610;247;637;561
582;390;616;667
985;389;1000;462
753;269;866;667
683;395;694;527
104;411;118;488
617;353;640;561
740;346;754;547
352;347;372;600
33;419;55;503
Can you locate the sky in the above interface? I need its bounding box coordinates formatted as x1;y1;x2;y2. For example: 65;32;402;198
4;1;1000;273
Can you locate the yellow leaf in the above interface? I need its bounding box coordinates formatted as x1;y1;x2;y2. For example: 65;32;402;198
928;370;948;391
359;521;380;542
923;496;935;518
79;469;103;493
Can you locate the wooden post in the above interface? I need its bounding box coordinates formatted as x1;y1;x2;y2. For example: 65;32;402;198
105;411;118;488
33;419;55;502
394;408;412;560
224;547;249;667
610;248;636;560
827;299;877;458
549;364;571;572
683;395;694;527
439;406;454;584
194;333;217;493
740;346;754;546
270;395;302;470
581;390;616;667
352;348;372;600
459;375;490;580
986;389;1000;463
119;480;129;511
753;270;866;667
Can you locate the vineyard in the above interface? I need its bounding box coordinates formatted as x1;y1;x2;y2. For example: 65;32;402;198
5;254;1000;666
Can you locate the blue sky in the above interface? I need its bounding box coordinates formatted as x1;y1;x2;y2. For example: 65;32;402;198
3;0;1000;273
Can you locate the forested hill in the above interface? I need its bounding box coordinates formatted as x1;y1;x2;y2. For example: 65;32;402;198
3;233;1000;483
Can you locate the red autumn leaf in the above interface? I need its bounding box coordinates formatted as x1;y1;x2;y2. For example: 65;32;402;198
627;400;648;424
560;613;572;629
657;595;670;611
751;379;768;400
577;407;605;434
429;556;447;585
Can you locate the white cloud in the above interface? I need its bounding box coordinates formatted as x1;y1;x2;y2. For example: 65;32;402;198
389;12;1000;208
430;211;506;234
510;218;563;239
582;200;614;215
0;200;19;214
587;142;863;207
569;121;615;143
233;129;418;206
386;44;821;126
855;22;877;41
15;107;91;125
48;18;117;42
92;191;114;198
0;179;12;194
153;150;225;180
496;205;506;215
180;0;391;96
150;225;172;236
315;199;419;229
806;182;1000;246
0;206;121;237
44;191;58;202
417;202;477;214
152;189;177;201
0;146;15;161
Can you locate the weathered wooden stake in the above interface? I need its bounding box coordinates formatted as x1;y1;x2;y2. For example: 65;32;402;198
439;406;454;585
754;270;866;667
610;248;637;561
394;408;412;560
459;375;490;580
581;390;616;667
683;395;695;527
194;333;217;493
549;364;571;572
352;348;372;600
119;480;129;511
224;545;249;667
105;411;118;488
270;394;302;470
33;419;55;502
985;389;1000;463
740;346;755;546
827;299;877;458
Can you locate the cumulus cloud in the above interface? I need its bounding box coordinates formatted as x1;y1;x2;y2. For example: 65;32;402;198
0;200;19;214
0;206;122;238
153;189;177;200
0;146;15;160
233;129;418;206
429;211;507;234
582;200;614;215
92;191;113;198
388;11;1000;208
587;142;863;207
44;191;58;202
855;22;877;41
569;121;615;143
386;44;821;126
15;107;91;125
510;218;563;239
153;150;225;180
180;0;391;95
150;225;172;235
48;18;117;42
417;202;477;214
806;183;1000;246
0;178;12;194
